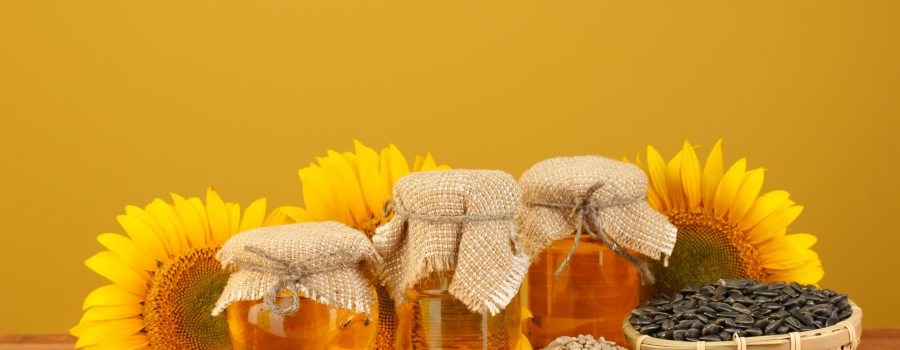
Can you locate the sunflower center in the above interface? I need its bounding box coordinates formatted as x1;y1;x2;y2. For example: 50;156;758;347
144;247;232;349
647;211;764;296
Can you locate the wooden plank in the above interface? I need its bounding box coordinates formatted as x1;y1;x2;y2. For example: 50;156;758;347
0;329;898;348
0;334;76;350
0;334;75;344
858;328;900;349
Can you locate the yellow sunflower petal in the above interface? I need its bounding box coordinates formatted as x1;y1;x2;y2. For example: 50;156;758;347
646;145;671;211
82;285;143;310
205;187;231;245
701;139;724;210
767;259;824;285
387;144;411;186
330;150;369;224
647;187;663;211
738;190;792;231
758;233;818;256
96;234;156;272
354;140;390;215
414;155;425;171
317;154;351;218
279;206;312;222
70;320;98;337
299;164;347;221
748;205;804;244
315;153;356;225
226;202;241;238
379;147;393;188
85;252;149;295
170;193;208;248
416;152;439;172
72;318;144;348
146;199;188;254
767;256;824;276
239;198;267;232
187;196;212;245
665;151;685;210
728;168;765;226
123;205;175;256
760;248;817;270
680;141;702;210
116;215;169;263
713;158;747;219
123;205;164;240
80;304;144;322
263;205;309;226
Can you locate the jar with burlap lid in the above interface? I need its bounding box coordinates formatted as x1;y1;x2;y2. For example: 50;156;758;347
373;169;530;350
213;221;380;350
516;156;678;348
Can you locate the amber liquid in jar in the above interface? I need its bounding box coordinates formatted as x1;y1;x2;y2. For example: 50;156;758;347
227;294;377;350
525;235;639;348
395;271;521;349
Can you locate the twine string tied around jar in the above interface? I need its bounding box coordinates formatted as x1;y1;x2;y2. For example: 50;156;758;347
381;197;521;251
240;245;357;315
525;180;657;283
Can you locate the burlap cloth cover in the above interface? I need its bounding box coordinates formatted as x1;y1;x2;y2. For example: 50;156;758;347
517;156;677;274
212;221;378;316
373;169;529;316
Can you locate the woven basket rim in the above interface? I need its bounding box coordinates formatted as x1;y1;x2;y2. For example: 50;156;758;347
622;300;862;349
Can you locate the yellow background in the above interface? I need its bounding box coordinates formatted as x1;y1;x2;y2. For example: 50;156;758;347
1;1;898;333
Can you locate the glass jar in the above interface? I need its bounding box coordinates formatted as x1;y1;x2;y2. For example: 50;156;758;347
395;271;521;350
227;292;377;350
524;234;639;347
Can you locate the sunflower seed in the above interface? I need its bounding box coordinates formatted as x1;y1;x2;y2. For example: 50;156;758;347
686;328;700;339
765;318;784;334
735;314;754;324
701;323;720;336
662;319;675;331
732;303;752;314
745;328;764;336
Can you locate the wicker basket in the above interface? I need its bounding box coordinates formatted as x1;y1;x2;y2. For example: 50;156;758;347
622;301;862;350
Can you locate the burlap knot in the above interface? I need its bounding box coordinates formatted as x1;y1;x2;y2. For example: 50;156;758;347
517;156;677;283
212;221;379;316
373;169;530;315
236;245;356;315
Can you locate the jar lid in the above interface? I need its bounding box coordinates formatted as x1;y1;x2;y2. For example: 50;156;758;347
517;156;677;268
212;221;379;316
373;169;528;315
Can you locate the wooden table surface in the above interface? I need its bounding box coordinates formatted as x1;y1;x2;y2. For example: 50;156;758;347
1;330;898;349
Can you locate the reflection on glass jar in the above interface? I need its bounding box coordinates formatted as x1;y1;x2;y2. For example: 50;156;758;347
227;293;377;350
395;271;521;350
525;235;639;348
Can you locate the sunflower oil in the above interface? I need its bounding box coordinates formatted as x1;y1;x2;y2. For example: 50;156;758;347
227;295;377;350
525;235;639;348
394;271;521;350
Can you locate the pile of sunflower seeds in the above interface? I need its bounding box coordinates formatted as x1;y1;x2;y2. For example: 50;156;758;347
542;334;627;350
628;279;852;342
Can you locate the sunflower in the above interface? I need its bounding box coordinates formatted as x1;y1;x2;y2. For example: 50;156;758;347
70;187;296;349
628;140;824;295
275;140;450;236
